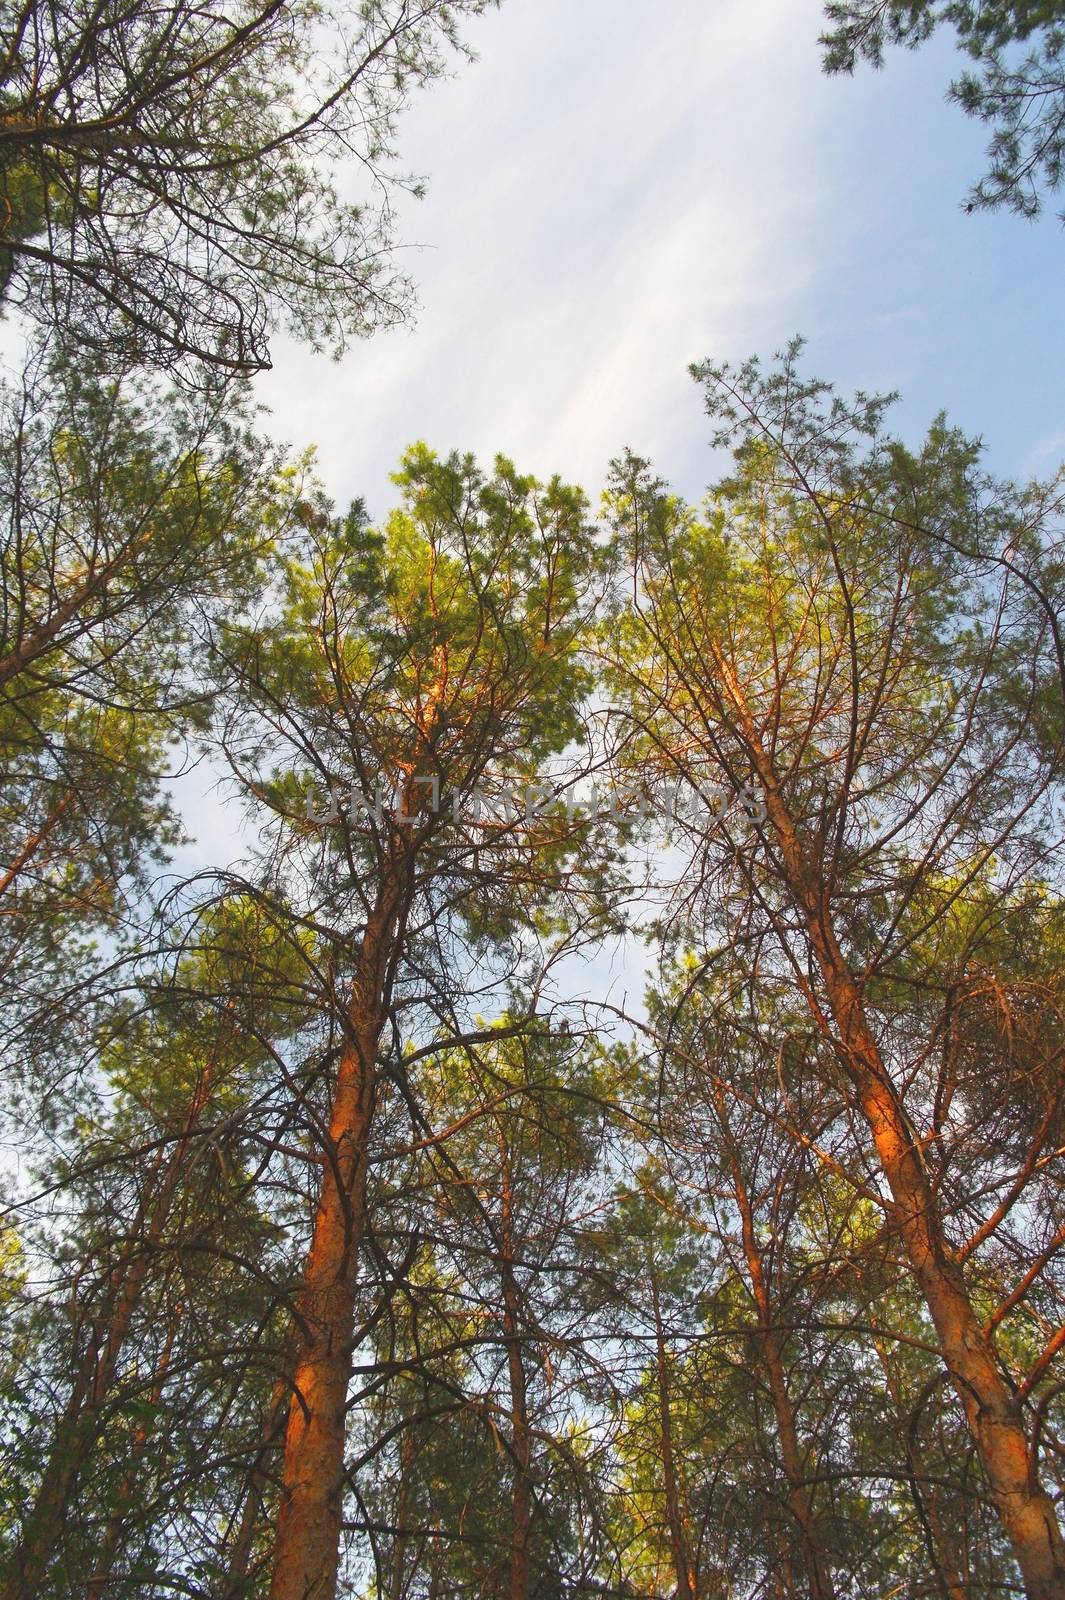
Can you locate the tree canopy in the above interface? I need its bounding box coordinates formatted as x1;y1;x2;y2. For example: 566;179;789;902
2;346;1064;1599
821;0;1065;217
1;2;1064;1596
0;0;494;372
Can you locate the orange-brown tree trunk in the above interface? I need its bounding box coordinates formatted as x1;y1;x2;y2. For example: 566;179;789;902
268;861;410;1600
714;652;1065;1600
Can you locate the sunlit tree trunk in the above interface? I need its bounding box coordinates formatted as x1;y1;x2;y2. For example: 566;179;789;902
713;646;1065;1600
268;856;411;1600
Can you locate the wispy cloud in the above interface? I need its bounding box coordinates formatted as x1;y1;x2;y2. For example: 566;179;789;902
257;0;838;504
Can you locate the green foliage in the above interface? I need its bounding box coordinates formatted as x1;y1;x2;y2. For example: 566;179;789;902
821;0;1065;216
0;0;497;372
4;341;1065;1599
214;443;613;964
0;354;289;1021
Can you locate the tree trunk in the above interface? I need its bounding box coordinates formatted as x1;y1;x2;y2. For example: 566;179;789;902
268;860;409;1600
1;1064;218;1600
714;648;1065;1599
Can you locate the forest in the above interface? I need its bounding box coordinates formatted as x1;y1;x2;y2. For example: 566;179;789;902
2;0;1065;1597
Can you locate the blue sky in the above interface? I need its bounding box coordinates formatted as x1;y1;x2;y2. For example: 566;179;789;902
256;0;1064;513
169;0;1063;883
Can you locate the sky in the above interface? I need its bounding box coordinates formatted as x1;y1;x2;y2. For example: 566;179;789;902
256;0;1065;508
168;0;1064;972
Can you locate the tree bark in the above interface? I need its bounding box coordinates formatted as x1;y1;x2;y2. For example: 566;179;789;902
268;858;410;1600
713;647;1065;1600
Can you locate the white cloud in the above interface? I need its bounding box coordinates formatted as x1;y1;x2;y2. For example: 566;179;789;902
184;0;841;897
256;0;837;507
